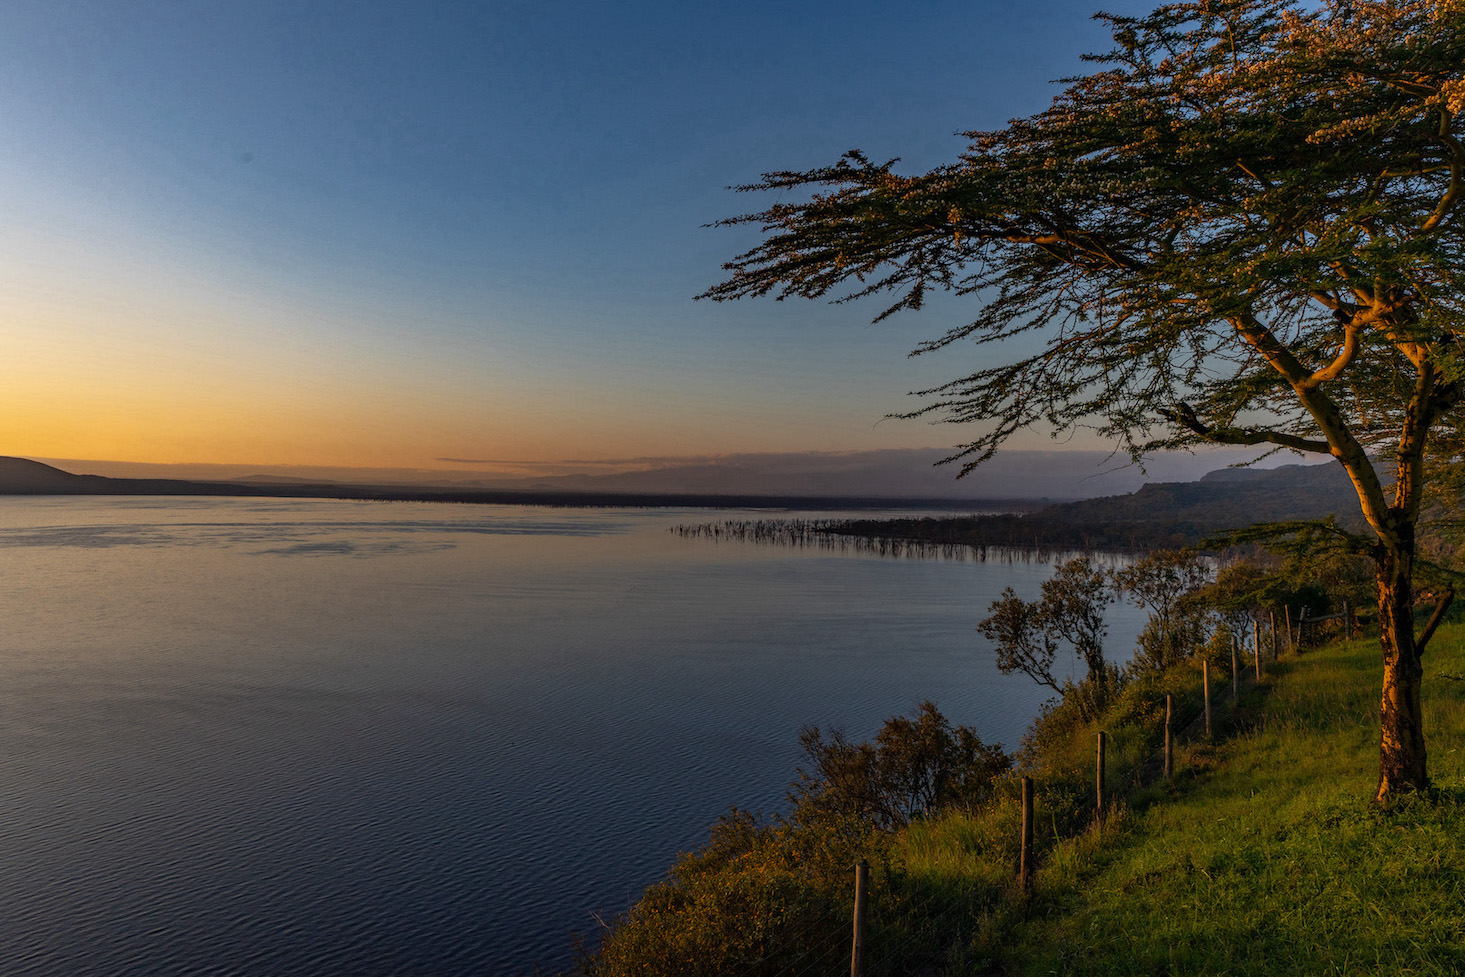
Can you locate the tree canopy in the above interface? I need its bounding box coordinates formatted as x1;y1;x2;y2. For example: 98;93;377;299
978;557;1116;715
704;0;1465;799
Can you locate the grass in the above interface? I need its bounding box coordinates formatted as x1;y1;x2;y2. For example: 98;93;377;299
580;624;1465;975
894;625;1465;975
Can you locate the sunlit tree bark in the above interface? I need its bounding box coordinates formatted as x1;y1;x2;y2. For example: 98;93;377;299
704;0;1465;800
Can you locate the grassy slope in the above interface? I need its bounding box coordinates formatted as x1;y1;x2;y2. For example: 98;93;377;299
899;625;1465;975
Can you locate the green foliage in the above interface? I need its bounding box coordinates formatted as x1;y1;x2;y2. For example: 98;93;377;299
978;557;1117;718
1019;666;1124;775
1128;610;1211;676
1195;558;1284;626
706;0;1465;794
581;807;876;977
1115;548;1213;672
794;701;1011;830
1210;521;1377;616
577;704;1009;976
1039;557;1113;681
977;586;1062;694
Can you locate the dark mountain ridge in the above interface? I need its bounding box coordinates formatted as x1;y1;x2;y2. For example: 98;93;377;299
0;457;1358;537
823;460;1363;552
0;457;1008;511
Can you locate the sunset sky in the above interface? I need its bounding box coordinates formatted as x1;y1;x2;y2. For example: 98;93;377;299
2;0;1161;480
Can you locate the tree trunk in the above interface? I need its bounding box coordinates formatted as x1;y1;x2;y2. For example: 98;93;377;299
1376;539;1428;801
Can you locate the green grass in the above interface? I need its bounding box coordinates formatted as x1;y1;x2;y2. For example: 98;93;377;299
581;626;1465;975
896;626;1465;975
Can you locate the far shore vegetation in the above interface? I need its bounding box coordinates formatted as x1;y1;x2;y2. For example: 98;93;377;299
670;454;1384;557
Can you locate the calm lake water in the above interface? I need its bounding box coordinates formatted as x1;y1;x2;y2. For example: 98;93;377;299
0;496;1142;975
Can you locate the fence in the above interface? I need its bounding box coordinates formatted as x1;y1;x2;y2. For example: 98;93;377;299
596;608;1324;976
838;638;1274;976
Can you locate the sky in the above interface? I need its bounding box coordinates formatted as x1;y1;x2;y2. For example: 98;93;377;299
2;0;1177;485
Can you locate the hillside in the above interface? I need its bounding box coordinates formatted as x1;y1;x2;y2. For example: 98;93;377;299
925;626;1465;974
0;457;998;510
0;456;106;493
579;622;1465;975
1043;461;1361;529
825;461;1361;551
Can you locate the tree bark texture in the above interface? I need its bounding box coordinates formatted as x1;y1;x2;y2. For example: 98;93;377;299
1376;539;1428;801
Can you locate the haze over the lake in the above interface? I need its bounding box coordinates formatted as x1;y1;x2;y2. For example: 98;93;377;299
0;0;1246;489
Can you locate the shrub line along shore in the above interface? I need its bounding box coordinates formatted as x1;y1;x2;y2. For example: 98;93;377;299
573;574;1465;976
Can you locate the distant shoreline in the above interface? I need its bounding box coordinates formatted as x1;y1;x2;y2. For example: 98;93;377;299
0;467;1042;513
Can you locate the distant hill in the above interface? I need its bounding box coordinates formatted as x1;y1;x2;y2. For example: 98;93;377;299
1040;461;1362;531
0;457;108;493
825;461;1362;552
0;457;1002;510
32;446;1292;501
0;456;1363;534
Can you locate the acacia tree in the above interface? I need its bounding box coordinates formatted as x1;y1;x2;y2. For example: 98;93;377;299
1114;548;1214;669
1040;556;1114;685
977;556;1115;717
977;587;1062;695
703;0;1465;799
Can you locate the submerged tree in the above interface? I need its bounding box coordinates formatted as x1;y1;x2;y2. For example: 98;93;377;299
704;0;1465;799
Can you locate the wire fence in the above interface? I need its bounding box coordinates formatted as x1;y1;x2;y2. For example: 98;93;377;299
753;621;1297;976
581;603;1335;976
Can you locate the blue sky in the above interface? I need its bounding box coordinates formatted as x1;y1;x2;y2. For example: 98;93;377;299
1;0;1163;477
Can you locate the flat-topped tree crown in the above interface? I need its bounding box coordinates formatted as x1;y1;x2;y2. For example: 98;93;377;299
704;0;1465;800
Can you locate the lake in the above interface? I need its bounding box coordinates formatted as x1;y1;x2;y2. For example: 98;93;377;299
0;496;1143;975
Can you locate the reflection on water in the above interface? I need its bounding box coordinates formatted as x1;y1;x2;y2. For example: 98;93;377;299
0;497;1142;975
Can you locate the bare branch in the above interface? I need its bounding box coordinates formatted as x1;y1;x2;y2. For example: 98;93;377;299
1163;402;1333;455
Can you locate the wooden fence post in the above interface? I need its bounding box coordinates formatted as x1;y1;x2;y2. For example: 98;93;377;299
1270;609;1278;659
1020;776;1034;893
1253;617;1263;671
1163;694;1173;779
1203;659;1212;739
1285;605;1293;653
1254;625;1262;681
851;859;868;977
1096;730;1107;826
1231;638;1239;702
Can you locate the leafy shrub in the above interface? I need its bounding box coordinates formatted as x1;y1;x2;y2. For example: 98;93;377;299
577;703;1009;976
1115;549;1213;672
1127;606;1212;674
977;557;1115;719
793;701;1010;830
581;806;876;977
1018;666;1122;775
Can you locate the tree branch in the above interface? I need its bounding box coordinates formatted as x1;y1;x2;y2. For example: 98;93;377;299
1298;320;1362;390
1417;589;1455;655
1226;312;1396;543
1163;402;1333;454
1421;112;1463;234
